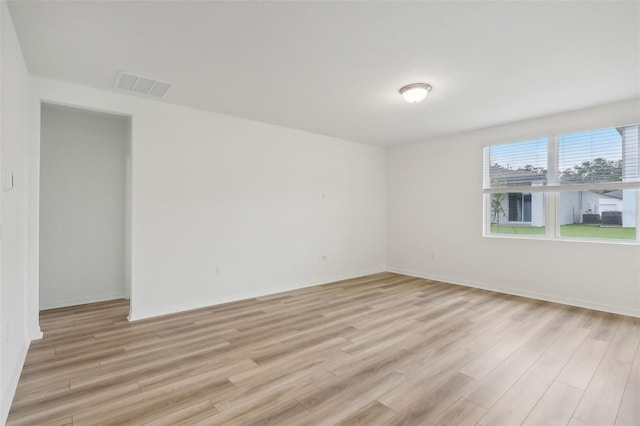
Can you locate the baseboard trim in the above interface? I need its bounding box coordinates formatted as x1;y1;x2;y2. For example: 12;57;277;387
40;292;128;310
387;267;640;318
30;329;43;340
128;269;386;322
1;339;30;425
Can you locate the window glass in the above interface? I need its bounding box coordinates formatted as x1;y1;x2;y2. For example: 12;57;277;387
558;125;639;185
489;192;546;235
485;138;548;189
559;189;636;240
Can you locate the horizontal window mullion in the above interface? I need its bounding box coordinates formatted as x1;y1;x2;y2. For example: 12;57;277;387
484;185;550;194
484;181;640;194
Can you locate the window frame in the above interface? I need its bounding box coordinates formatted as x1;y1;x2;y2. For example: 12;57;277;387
483;124;640;244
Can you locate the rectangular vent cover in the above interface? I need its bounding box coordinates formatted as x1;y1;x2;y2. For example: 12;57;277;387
115;71;171;98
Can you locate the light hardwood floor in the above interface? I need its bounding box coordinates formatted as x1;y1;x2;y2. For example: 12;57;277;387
8;272;640;425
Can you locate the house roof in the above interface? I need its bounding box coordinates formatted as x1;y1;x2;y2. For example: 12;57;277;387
490;166;546;187
595;190;623;200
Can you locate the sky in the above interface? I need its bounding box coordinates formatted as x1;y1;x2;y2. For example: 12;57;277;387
489;137;547;170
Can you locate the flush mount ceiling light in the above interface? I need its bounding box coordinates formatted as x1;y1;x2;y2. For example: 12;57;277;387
399;83;432;103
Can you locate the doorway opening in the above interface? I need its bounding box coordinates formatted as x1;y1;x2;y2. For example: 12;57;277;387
39;103;131;310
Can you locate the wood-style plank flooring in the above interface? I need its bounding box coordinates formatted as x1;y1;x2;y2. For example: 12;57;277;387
8;272;640;425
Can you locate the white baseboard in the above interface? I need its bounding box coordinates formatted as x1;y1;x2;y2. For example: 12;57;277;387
1;339;29;425
128;269;386;321
30;329;43;340
387;267;640;318
40;291;128;310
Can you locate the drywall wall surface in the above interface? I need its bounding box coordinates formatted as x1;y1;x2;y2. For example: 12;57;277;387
387;99;640;317
1;1;33;422
29;76;386;320
40;104;128;309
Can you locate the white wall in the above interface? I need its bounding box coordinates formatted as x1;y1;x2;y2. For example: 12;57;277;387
623;190;636;228
0;2;38;423
39;104;128;309
598;195;623;214
29;76;387;321
559;191;580;225
531;192;544;227
388;99;640;317
578;191;604;216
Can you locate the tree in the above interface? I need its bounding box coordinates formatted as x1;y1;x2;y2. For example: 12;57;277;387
490;193;507;229
561;158;622;184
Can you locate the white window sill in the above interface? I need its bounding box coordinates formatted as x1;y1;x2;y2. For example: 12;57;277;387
483;233;640;246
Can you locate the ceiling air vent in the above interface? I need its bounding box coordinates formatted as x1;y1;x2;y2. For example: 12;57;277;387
114;71;171;98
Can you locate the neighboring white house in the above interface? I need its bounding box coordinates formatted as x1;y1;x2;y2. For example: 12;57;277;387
493;189;635;228
558;190;631;226
490;167;546;227
492;191;545;227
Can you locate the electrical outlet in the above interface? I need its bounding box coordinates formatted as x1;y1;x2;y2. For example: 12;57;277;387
215;265;221;275
318;192;327;200
318;255;328;262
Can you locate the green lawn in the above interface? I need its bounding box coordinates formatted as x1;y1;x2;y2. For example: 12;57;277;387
491;224;546;235
560;224;636;240
491;224;636;240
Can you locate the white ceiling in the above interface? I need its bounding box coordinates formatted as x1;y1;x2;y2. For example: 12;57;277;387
7;1;640;147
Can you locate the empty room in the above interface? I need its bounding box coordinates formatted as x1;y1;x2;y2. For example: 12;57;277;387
1;1;639;425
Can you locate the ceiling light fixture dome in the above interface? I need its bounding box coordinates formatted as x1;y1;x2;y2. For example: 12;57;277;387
399;83;432;103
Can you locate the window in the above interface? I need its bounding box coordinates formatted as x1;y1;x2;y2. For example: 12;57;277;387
485;138;548;235
483;124;639;242
485;138;548;188
559;190;636;240
490;192;546;236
